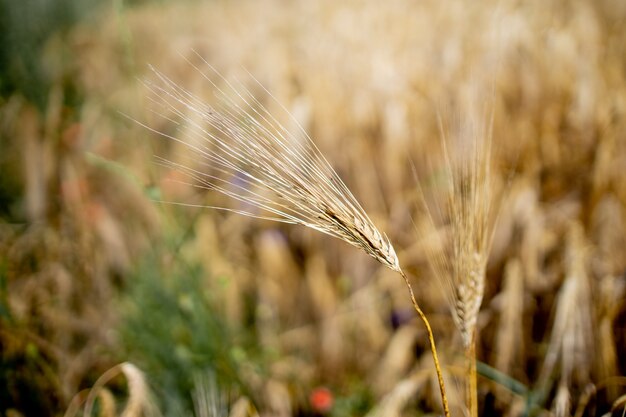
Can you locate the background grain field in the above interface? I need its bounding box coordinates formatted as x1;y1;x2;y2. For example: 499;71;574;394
1;0;625;416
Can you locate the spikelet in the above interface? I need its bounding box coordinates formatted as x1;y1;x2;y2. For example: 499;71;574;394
413;93;499;417
447;114;496;348
420;97;499;349
139;53;400;272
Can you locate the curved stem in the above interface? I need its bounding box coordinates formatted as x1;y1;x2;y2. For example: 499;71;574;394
400;270;450;417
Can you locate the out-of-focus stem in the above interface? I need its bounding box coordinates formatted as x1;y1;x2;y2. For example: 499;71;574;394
467;332;478;417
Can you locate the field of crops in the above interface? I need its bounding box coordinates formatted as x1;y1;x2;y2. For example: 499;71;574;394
1;0;626;416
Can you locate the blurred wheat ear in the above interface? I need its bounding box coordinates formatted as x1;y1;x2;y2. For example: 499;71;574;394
137;52;449;416
416;96;501;417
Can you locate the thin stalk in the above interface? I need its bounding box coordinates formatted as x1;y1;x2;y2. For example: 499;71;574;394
399;270;450;417
467;331;478;417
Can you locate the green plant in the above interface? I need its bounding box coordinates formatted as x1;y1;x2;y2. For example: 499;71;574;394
118;246;262;414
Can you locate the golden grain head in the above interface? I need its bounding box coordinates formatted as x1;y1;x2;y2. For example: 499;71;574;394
141;55;400;272
419;96;500;348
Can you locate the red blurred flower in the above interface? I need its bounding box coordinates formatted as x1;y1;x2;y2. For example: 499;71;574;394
309;386;334;414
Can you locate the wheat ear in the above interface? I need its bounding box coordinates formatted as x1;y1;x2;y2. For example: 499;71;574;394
417;102;499;417
445;108;496;417
139;53;449;416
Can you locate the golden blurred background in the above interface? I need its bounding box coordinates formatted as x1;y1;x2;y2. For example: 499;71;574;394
1;0;626;415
